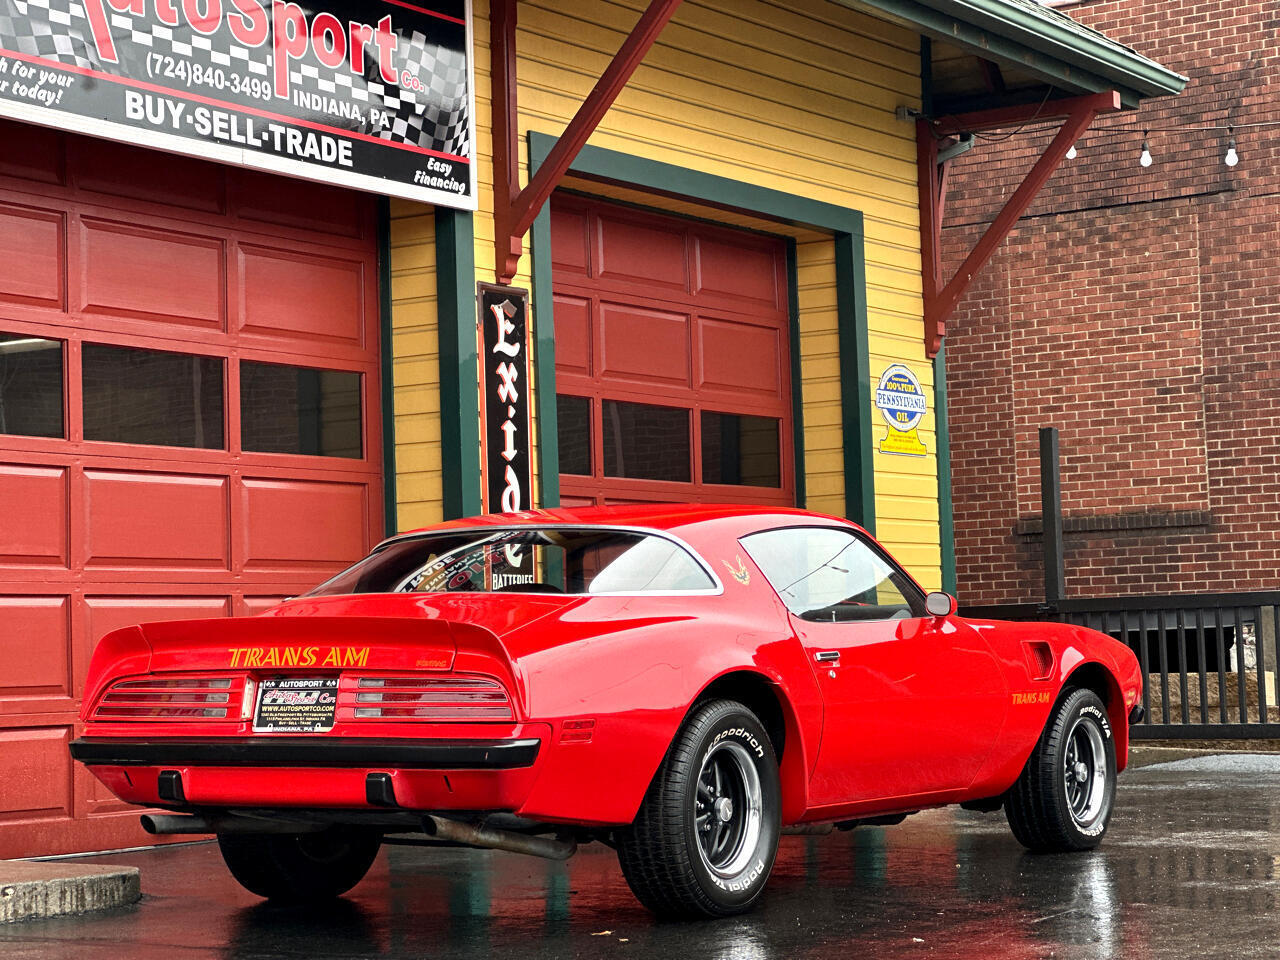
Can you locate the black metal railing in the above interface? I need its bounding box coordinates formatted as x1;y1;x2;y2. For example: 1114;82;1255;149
962;592;1280;739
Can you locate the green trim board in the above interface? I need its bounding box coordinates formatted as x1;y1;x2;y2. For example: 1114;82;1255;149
934;344;956;595
526;131;875;529
434;207;482;519
529;204;560;508
376;198;398;537
785;239;806;510
834;232;876;534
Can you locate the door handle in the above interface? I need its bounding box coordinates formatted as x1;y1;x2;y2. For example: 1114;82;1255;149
815;651;840;663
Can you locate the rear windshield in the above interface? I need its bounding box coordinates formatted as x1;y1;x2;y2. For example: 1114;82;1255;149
306;527;718;597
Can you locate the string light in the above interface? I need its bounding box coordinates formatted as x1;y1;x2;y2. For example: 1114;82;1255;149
1139;131;1152;168
1224;127;1239;167
1066;143;1077;159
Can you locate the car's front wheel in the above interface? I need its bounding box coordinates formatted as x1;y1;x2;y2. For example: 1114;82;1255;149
1005;687;1117;852
217;827;381;902
617;699;781;918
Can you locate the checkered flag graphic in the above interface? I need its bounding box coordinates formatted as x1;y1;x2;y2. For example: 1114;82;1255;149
379;29;469;156
0;0;99;70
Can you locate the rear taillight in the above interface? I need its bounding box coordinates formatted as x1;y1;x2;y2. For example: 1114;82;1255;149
344;677;514;721
93;676;246;721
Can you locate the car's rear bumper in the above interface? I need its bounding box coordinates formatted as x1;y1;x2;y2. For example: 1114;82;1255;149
71;733;546;812
70;736;540;769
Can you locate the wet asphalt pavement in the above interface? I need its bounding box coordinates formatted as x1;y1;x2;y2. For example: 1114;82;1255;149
5;757;1280;959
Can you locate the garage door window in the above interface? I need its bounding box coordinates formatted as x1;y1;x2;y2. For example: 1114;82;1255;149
602;399;690;482
701;411;780;487
240;361;362;458
557;394;591;476
82;343;224;449
0;332;63;438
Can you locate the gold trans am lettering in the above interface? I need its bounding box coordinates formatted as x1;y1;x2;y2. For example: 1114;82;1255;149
228;647;370;668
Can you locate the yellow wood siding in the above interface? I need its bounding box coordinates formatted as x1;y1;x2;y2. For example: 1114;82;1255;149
389;199;445;531
390;0;941;587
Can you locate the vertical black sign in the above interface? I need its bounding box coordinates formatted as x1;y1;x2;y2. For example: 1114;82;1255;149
478;283;531;514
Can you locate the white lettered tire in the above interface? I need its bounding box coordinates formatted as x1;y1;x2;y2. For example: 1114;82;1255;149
1005;687;1117;852
617;699;781;918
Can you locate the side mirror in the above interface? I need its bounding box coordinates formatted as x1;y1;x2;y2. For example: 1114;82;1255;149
925;592;957;618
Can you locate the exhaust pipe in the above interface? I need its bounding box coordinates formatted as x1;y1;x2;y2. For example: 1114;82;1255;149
423;815;576;861
140;814;325;835
782;822;834;836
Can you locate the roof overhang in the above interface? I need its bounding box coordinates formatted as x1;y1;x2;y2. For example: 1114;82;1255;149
844;0;1187;110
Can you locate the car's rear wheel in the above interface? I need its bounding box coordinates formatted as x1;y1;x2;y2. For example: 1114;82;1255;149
617;699;780;918
217;828;381;902
1005;687;1116;852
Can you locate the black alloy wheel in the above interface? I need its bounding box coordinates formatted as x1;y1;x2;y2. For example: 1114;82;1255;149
217;827;381;902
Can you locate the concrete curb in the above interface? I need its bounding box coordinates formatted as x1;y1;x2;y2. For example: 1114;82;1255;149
0;861;140;923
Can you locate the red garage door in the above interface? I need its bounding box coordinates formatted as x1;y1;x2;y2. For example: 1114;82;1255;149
551;195;794;507
0;120;383;857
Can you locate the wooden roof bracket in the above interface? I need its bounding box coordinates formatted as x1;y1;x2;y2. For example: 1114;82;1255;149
919;90;1122;357
491;0;683;284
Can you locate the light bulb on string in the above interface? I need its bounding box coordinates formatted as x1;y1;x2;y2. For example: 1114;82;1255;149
1224;127;1239;167
1066;143;1077;160
1139;132;1152;168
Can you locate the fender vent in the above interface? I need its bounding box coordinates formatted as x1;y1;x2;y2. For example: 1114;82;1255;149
1023;641;1054;681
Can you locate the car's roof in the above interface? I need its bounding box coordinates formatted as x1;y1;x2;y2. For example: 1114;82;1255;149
388;503;855;542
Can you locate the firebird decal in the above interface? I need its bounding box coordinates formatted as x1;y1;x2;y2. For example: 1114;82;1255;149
229;646;370;668
721;555;751;586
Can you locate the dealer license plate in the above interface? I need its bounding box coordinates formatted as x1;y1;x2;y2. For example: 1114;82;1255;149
252;678;338;733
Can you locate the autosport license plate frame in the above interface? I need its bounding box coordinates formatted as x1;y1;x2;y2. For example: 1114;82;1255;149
252;677;339;733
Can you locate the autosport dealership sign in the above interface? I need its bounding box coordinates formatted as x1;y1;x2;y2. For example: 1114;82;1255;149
0;0;476;207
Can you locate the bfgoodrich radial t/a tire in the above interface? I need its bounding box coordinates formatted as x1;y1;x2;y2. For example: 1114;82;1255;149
617;699;781;918
1006;687;1117;852
218;828;381;902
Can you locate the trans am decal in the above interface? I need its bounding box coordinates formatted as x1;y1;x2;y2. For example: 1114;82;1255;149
0;0;476;206
229;645;370;668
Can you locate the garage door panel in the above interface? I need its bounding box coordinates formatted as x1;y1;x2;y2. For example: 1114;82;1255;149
552;294;591;378
599;302;690;388
550;204;590;276
240;478;366;572
0;726;72;822
694;234;782;310
698;317;784;400
82;470;229;569
0;204;64;310
83;596;231;651
596;214;687;291
70;138;224;214
80;219;224;328
231;170;366;240
241;596;290;616
0;119;61;184
238;245;364;345
0;597;70;698
0;464;68;567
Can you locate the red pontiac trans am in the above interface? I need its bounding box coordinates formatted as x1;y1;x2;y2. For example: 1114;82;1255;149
71;505;1144;918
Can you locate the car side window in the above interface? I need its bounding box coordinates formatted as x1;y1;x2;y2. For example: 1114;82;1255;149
741;527;925;622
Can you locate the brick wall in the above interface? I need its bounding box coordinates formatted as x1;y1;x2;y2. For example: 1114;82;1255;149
943;0;1280;604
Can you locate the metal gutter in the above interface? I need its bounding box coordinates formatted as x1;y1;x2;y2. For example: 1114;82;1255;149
848;0;1186;107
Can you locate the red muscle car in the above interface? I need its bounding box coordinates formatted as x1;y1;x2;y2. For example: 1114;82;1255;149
71;504;1144;918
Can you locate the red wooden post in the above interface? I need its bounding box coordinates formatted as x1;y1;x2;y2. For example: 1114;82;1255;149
491;0;683;284
921;91;1122;357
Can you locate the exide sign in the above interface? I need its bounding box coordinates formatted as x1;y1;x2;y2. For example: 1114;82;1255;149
0;0;475;207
